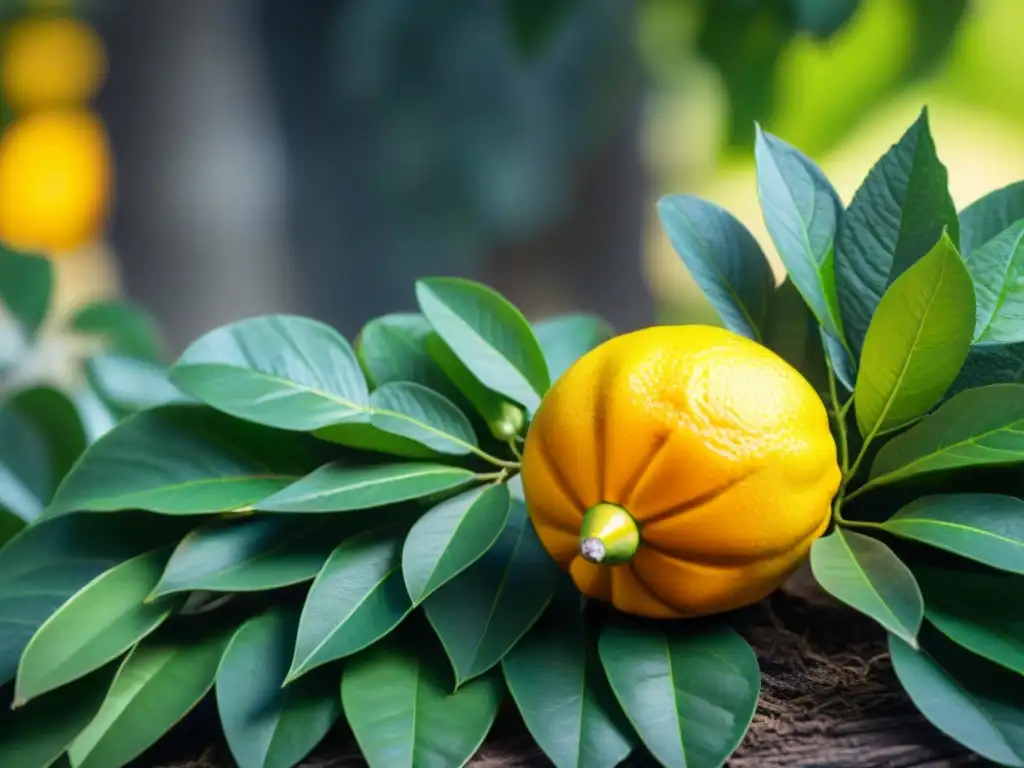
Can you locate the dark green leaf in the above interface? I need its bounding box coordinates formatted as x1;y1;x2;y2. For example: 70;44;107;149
168;314;371;431
151;515;347;597
890;627;1024;767
355;313;461;401
598;622;760;768
960;180;1024;257
0;246;52;338
531;313;613;382
966;219;1024;344
403;483;511;605
657;194;773;342
45;405;322;517
836;107;959;356
217;608;340;768
67;624;232;768
15;547;178;704
257;462;476;513
0;404;52;522
915;566;1024;677
288;524;412;681
810;528;923;646
69;298;165;362
865;384;1024;492
854;230;974;438
503;608;636;768
416;277;550;413
764;279;830;395
0;662;116;768
949;341;1024;397
5;385;87;488
341;632;504;768
754;125;844;339
424;497;563;685
85;354;191;412
0;509;23;547
880;494;1024;574
0;512;189;685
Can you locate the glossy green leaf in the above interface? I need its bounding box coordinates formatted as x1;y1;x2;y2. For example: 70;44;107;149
15;547;178;704
890;627;1024;767
0;246;52;338
880;494;1024;574
657;194;773;342
68;624;232;768
0;404;52;522
503;607;636;768
69;299;165;362
403;483;510;605
836;107;959;356
217;608;340;768
151;515;347;597
810;528;923;646
6;385;87;487
0;662;116;768
915;566;1024;677
424;498;563;685
257;462;476;513
84;354;191;412
754;125;844;338
854;230;975;439
168;314;371;431
531;313;613;382
45;405;321;517
865;384;1024;492
288;524;412;681
967;219;1024;344
960;180;1024;257
0;512;189;685
415;277;550;413
355;313;461;400
598;622;760;768
341;632;504;768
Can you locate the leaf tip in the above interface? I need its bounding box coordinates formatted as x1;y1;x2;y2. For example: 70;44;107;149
10;697;26;710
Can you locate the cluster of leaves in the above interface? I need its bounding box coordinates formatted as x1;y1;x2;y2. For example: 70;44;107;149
660;105;1024;766
0;261;766;768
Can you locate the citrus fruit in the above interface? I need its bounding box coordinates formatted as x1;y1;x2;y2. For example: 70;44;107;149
0;109;111;253
521;324;841;619
0;16;107;110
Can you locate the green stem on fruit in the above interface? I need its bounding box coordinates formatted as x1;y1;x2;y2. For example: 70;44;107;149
579;503;640;565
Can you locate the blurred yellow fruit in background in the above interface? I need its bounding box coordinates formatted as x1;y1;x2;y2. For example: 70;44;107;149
0;16;107;110
0;110;112;254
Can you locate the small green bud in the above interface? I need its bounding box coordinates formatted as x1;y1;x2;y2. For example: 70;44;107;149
489;400;525;441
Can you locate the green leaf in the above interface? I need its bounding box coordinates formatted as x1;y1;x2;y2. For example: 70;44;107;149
0;403;55;522
835;107;960;356
0;512;189;685
67;624;232;768
355;313;461;400
657;194;773;342
341;631;504;768
960;180;1024;257
84;354;191;412
764;278;831;394
0;246;52;338
6;385;87;488
423;497;563;685
966;219;1024;344
403;484;511;605
217;608;340;768
69;298;165;362
865;384;1024;491
915;566;1024;677
889;627;1024;767
415;277;550;413
809;528;923;646
0;509;23;547
0;662;117;768
754;125;844;338
256;462;476;513
288;524;413;681
854;230;975;439
316;381;479;458
531;313;613;382
880;494;1024;574
45;405;322;517
70;386;118;444
168;314;371;431
14;547;178;704
503;608;636;768
598;622;760;768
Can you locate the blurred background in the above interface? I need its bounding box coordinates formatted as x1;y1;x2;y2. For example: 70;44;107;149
2;0;1022;356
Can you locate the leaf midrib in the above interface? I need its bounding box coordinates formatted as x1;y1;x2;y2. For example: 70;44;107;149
837;531;914;640
885;517;1024;549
